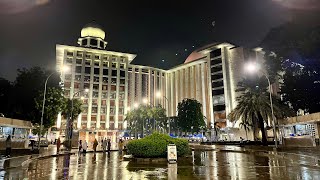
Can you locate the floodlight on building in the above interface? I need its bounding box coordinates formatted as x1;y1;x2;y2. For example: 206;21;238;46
143;98;148;104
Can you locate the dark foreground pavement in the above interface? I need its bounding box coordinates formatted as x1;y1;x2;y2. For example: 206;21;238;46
2;146;320;179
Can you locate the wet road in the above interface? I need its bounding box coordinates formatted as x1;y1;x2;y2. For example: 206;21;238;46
2;150;320;180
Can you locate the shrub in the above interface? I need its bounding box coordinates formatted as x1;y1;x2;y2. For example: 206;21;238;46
127;133;190;158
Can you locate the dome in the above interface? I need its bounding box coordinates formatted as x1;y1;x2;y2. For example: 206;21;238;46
81;22;105;39
184;51;205;64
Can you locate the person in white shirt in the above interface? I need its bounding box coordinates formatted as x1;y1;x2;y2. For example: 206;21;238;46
82;140;88;154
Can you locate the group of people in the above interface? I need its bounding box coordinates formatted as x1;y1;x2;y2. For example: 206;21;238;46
78;138;112;154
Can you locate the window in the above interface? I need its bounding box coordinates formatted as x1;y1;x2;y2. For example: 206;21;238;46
103;69;108;75
112;62;117;68
92;99;98;105
112;70;117;76
120;70;125;77
82;39;88;46
74;83;80;89
120;79;125;84
110;93;116;99
102;100;106;106
94;68;99;75
67;51;73;56
102;85;107;90
65;74;71;80
84;83;90;89
93;77;99;82
76;59;82;64
76;66;82;73
94;55;100;59
94;61;100;66
211;48;221;57
66;58;72;64
99;41;104;48
111;78;116;84
93;84;99;90
91;39;98;46
93;91;98;98
92;107;98;113
85;60;91;66
119;86;125;92
101;108;106;114
75;75;81;81
85;54;91;59
85;67;91;74
84;76;90;82
76;51;83;57
111;85;116;91
103;61;108;67
119;93;124;100
120;63;125;69
102;92;107;98
102;77;108;83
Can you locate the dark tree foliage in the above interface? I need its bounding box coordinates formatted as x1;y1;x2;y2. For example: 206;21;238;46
177;98;206;133
0;78;13;116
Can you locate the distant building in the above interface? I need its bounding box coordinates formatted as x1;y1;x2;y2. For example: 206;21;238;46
56;23;265;142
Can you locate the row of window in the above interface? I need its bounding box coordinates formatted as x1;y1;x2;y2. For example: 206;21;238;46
71;66;126;77
82;107;125;115
66;51;126;63
81;115;124;122
66;58;126;69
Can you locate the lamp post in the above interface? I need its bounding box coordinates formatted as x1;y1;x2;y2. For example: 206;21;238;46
156;92;170;134
66;88;89;149
38;66;69;150
245;62;278;148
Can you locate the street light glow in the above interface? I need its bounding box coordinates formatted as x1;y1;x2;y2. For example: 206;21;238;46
127;107;131;111
134;103;139;108
156;91;161;98
143;98;148;104
245;62;259;74
84;88;89;92
80;96;84;100
62;65;70;72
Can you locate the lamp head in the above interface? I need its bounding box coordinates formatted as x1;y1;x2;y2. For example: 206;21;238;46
245;62;259;74
143;98;148;104
156;91;161;98
62;66;70;73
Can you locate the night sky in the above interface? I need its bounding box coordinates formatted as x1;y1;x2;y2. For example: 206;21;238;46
0;0;319;81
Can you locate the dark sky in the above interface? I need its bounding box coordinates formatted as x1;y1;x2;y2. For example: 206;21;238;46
0;0;311;81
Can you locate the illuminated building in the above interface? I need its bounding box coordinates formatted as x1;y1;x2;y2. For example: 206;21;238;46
56;23;265;141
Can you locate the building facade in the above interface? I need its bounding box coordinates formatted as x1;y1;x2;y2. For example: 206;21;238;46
56;23;265;142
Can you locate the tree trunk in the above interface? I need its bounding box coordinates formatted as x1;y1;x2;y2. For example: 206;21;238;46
258;115;267;146
245;129;248;140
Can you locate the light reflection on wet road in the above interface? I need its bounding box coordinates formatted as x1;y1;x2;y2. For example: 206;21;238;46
2;151;320;179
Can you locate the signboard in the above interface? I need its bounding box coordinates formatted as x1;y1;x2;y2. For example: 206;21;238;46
167;144;177;163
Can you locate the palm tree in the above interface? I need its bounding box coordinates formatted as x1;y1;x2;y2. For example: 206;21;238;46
239;121;252;140
229;77;293;145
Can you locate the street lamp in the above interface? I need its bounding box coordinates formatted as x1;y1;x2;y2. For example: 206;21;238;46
156;91;170;134
245;62;277;148
38;66;70;150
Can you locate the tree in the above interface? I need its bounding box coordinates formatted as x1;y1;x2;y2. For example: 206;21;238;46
34;87;66;129
239;121;252;140
177;98;206;134
63;98;83;121
125;105;167;137
0;77;13;116
229;77;294;145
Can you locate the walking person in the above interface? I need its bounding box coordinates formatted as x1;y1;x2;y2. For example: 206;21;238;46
5;135;12;158
82;140;88;154
107;139;111;152
93;138;98;152
102;138;107;152
56;138;61;154
78;140;82;153
118;139;123;152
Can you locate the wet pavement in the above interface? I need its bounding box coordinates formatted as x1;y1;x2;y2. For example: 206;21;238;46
2;150;320;180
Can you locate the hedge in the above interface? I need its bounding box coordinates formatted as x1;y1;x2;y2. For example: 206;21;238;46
127;133;190;158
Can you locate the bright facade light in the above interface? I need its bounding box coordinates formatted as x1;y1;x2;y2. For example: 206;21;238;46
80;96;84;100
127;107;131;111
134;103;139;108
84;88;89;92
62;66;70;73
156;91;161;98
245;62;259;74
143;98;148;104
